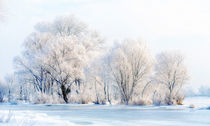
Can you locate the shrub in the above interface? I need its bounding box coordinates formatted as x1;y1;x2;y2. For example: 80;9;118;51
33;93;64;104
176;97;184;105
189;104;195;108
129;99;152;106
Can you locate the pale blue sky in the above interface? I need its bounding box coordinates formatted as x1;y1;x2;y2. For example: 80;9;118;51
1;0;210;89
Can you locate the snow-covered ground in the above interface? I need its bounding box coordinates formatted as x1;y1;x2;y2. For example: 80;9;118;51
0;97;210;126
184;96;210;108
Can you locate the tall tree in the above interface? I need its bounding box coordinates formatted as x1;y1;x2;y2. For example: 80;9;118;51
108;39;153;104
15;15;103;103
154;51;189;105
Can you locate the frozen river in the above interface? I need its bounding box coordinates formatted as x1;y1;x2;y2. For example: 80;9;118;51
0;97;210;126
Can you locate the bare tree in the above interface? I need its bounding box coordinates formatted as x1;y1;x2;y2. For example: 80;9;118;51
108;39;153;104
4;74;15;102
154;51;189;105
88;57;113;104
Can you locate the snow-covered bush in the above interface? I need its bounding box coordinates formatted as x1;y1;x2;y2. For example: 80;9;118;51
33;92;65;104
129;99;152;106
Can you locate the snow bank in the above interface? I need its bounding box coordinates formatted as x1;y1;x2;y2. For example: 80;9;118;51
0;110;74;126
184;96;210;109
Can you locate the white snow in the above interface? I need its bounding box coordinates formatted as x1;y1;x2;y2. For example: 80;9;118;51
0;110;75;126
0;96;210;126
184;96;210;109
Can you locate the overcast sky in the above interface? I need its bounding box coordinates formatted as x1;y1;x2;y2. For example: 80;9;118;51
0;0;210;89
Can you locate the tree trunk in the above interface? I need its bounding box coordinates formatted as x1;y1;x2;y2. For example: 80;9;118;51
61;85;69;103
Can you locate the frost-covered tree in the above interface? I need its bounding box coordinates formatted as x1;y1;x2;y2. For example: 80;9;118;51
154;51;189;105
0;80;6;102
0;76;15;103
4;74;15;102
10;15;190;105
15;15;103;103
108;39;153;104
87;56;114;104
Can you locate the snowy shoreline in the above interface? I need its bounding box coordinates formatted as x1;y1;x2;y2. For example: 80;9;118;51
0;97;210;126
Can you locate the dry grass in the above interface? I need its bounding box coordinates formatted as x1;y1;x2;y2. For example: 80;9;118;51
189;104;195;108
129;99;152;106
176;97;184;105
